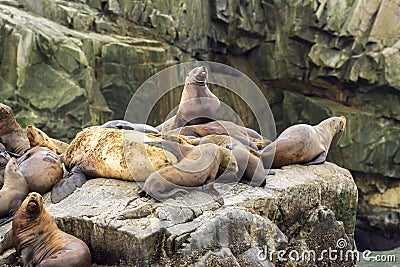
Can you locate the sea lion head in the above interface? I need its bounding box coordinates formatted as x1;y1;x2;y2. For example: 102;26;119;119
0;151;10;168
5;157;19;175
186;66;207;86
331;116;346;134
26;125;48;147
0;103;16;135
218;146;239;173
21;192;44;216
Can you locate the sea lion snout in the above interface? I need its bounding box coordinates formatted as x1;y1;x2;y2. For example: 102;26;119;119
226;158;238;172
338;116;346;132
25;192;43;213
332;116;346;133
6;157;18;171
0;103;13;116
187;66;208;85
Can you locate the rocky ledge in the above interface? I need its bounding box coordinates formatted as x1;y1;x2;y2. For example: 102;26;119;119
0;162;357;266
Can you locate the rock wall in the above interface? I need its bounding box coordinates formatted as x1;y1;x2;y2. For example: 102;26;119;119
0;0;398;249
0;163;358;266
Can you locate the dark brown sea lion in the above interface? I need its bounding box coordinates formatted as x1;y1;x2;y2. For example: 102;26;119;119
261;116;346;168
173;66;221;128
26;125;69;154
0;103;30;155
0;158;29;219
139;141;238;204
12;192;91;267
17;147;63;194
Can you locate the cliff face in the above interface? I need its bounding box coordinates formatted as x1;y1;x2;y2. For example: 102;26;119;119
0;0;398;249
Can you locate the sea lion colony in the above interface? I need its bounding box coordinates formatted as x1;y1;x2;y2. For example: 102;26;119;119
0;66;346;265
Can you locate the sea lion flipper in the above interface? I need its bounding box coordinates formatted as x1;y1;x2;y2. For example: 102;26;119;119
6;151;21;158
201;183;224;205
51;165;87;203
305;151;327;166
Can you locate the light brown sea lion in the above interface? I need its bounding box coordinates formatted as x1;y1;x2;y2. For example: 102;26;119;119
26;125;70;154
17;147;63;194
163;120;271;150
0;103;30;155
0;158;29;219
173;66;221;128
261;116;346;168
139;141;238;204
51;128;180;203
12;192;91;267
187;135;266;187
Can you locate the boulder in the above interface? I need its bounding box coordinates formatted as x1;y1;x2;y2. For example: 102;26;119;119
0;162;358;266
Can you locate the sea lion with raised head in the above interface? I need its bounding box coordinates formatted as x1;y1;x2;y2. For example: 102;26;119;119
17;146;64;194
139;141;238;204
26;125;69;154
173;66;221;128
261;116;346;168
12;192;91;267
0;103;30;155
0;158;29;220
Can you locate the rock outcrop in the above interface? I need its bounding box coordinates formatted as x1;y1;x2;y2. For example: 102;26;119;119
0;162;357;266
0;0;397;249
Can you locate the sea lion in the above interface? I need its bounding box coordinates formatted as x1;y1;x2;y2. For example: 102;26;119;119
0;158;29;219
100;120;159;134
0;143;10;188
0;103;30;155
26;125;70;154
187;135;266;186
139;141;238;204
12;192;91;267
17;147;63;194
50;128;181;203
163;120;271;150
261;116;346;168
173;66;221;128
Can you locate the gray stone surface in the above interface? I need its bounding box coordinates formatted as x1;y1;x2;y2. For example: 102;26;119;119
0;162;358;266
